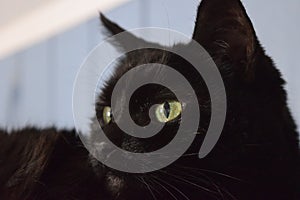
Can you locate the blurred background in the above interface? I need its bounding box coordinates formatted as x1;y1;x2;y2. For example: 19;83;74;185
0;0;299;133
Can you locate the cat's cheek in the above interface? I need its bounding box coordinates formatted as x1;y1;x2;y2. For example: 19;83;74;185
104;172;126;197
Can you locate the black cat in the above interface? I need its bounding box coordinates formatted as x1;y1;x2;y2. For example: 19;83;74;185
0;0;299;199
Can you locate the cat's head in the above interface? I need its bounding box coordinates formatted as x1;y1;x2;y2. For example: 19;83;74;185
90;0;290;199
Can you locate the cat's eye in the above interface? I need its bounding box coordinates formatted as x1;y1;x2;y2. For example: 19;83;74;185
103;106;112;125
155;101;182;123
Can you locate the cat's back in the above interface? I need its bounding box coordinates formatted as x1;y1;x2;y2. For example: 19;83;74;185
0;127;61;184
0;128;103;200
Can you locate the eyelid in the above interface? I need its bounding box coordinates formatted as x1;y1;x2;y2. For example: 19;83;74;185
181;102;187;110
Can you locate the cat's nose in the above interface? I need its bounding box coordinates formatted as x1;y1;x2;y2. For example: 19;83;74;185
89;142;113;179
120;137;145;153
93;142;115;162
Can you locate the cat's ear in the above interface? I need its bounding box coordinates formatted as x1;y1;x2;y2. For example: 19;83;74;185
100;13;126;35
100;13;148;52
192;0;258;81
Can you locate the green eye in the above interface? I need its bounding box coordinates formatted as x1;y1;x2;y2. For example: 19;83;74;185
155;101;182;123
103;106;112;124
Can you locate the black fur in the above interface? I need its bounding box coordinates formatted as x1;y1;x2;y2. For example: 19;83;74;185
0;0;299;199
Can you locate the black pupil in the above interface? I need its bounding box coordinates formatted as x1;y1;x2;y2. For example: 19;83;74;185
163;102;170;118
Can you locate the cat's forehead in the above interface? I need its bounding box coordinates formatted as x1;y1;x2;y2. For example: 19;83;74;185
97;43;208;107
111;48;171;83
98;48;173;105
111;42;195;78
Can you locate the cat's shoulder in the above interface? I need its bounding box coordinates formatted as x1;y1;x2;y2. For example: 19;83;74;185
0;127;87;198
0;127;79;154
